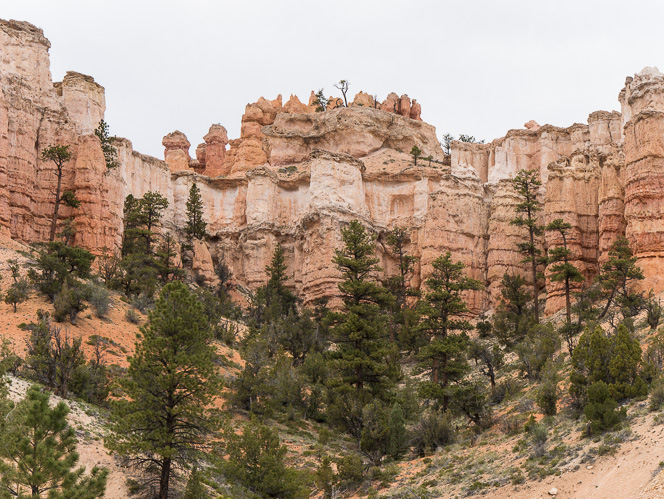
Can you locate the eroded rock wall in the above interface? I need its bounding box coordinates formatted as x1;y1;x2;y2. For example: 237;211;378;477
5;19;664;315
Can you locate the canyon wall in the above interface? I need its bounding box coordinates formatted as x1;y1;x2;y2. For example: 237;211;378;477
2;19;663;315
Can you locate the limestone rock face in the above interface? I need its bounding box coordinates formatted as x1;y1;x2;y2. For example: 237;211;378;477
6;19;664;315
54;72;105;135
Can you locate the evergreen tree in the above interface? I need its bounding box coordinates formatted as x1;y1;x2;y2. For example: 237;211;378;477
182;467;208;499
41;145;73;242
546;219;584;326
570;324;647;405
492;273;535;346
184;183;208;248
387;402;407;460
383;227;419;349
328;220;397;396
94;119;118;170
107;281;223;499
469;339;504;388
0;385;107;498
510;169;545;323
417;252;482;412
28;242;95;301
597;237;645;320
264;243;297;320
221;419;307;499
4;278;29;312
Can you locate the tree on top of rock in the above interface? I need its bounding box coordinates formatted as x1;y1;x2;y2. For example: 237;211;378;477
334;80;350;107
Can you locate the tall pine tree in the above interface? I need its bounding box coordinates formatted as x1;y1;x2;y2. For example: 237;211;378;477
107;281;223;499
546;219;584;326
510;169;545;323
329;220;397;397
417;252;482;412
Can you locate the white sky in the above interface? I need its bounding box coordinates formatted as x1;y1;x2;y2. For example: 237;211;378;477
3;0;663;158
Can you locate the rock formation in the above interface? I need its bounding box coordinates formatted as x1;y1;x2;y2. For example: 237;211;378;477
4;19;664;315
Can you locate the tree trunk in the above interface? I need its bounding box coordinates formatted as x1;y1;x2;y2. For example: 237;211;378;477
49;169;63;242
530;229;539;324
442;353;449;412
159;457;171;499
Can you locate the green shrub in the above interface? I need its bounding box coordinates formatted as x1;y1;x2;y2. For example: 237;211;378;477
584;381;626;435
336;453;364;484
537;381;558;416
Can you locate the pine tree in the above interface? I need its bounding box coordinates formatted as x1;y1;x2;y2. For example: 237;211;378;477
329;220;397;396
383;227;419;349
546;219;584;326
492;273;536;346
221;419;307;499
107;281;223;499
94;119;118;170
0;385;107;498
185;183;208;245
417;252;483;412
265;243;297;319
510;169;545;323
41;145;73;242
182;467;208;499
597;237;645;320
387;402;407;460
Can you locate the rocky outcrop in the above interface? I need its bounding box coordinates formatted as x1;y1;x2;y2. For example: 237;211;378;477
202;125;229;177
622;67;664;293
162;131;191;172
5;19;664;315
262;107;444;166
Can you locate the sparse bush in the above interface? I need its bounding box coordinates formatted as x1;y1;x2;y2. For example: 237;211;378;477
125;307;141;324
410;410;455;456
53;280;89;324
88;283;111;318
650;377;664;412
131;292;154;314
490;378;522;405
529;422;548;457
500;414;523;435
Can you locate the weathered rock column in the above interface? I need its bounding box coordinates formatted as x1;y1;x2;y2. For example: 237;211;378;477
202;124;229;176
622;67;664;292
162;131;191;172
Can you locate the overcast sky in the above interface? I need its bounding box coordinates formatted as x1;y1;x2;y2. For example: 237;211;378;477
3;0;663;158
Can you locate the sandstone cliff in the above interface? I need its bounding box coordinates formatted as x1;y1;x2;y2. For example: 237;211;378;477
3;18;664;315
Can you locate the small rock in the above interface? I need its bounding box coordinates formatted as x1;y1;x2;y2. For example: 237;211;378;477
548;487;558;496
586;465;594;470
